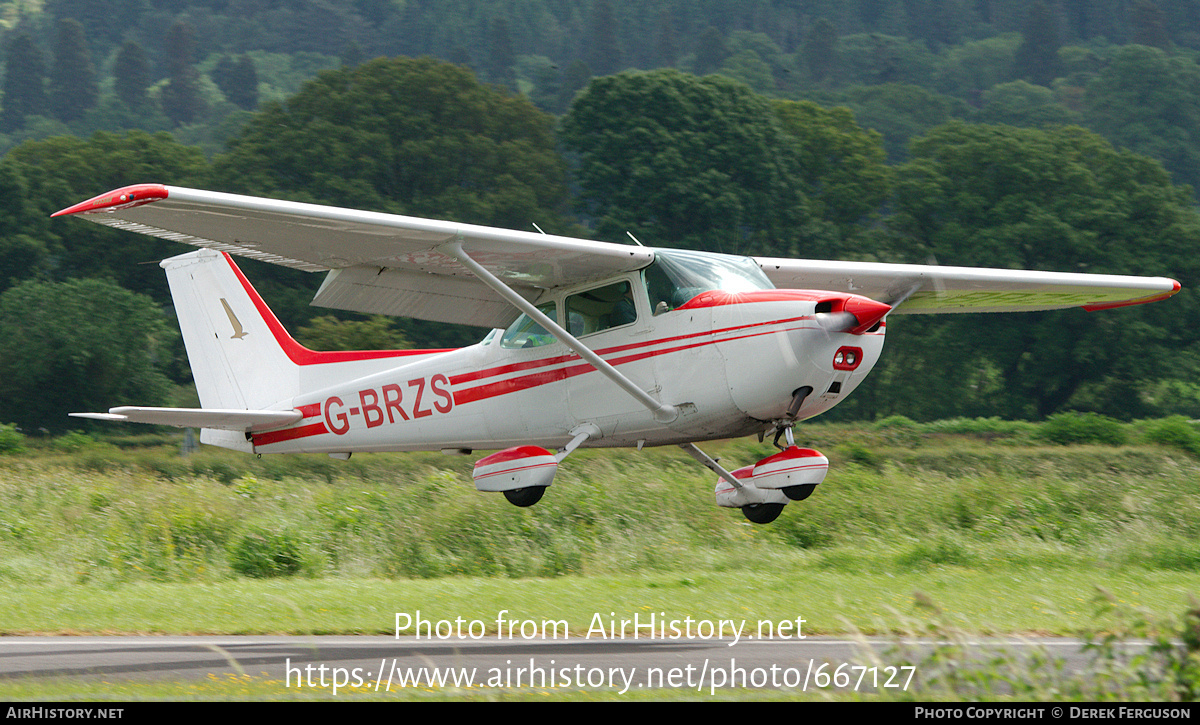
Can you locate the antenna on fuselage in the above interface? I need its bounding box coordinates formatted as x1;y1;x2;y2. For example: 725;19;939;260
626;231;645;246
532;223;547;235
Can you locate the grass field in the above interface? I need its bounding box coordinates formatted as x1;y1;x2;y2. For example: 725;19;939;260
2;415;1200;699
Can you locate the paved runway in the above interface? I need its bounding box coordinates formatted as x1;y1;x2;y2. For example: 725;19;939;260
0;635;1101;695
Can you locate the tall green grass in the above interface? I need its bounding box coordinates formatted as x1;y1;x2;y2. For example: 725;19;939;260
0;417;1197;588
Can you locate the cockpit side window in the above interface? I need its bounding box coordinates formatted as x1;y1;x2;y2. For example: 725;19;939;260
500;301;558;349
644;263;683;316
566;281;636;337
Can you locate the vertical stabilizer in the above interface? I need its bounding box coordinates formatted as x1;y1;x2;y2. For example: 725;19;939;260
162;249;301;413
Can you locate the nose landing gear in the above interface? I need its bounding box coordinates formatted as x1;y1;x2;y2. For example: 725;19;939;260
681;419;829;525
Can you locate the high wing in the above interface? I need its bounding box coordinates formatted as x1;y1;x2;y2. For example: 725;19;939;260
54;185;1180;322
755;257;1180;313
52;184;653;328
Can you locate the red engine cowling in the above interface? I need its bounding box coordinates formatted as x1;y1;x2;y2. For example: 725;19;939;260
472;446;558;492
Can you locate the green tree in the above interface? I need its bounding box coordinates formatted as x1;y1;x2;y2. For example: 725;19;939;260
486;17;516;89
860;122;1200;421
802;18;838;84
655;9;678;67
1014;1;1062;87
586;0;621;76
839;33;936;87
834;84;970;161
561;70;807;255
892;122;1193;282
773;100;890;231
719;32;794;93
0;160;54;289
555;59;593;113
160;22;205;126
48;18;98;123
918;0;966;47
0;33;46;132
562;71;890;256
1083;44;1200;193
114;41;152;110
43;0;148;48
0;278;175;433
693;26;730;76
297;315;410;351
978;80;1075;127
1132;0;1172;49
212;54;259;111
931;33;1019;97
211;57;571;231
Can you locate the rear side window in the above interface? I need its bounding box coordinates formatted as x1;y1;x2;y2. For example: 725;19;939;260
566;281;636;336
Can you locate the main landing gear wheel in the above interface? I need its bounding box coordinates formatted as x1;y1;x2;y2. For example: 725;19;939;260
741;503;785;524
783;484;817;501
503;486;546;507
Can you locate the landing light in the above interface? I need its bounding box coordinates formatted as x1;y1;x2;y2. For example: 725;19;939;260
833;346;863;371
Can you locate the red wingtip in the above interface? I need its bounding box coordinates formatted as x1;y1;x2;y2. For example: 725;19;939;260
1082;279;1182;311
51;184;169;217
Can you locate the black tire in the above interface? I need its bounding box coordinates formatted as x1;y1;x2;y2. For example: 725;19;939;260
741;502;785;524
503;486;546;507
783;484;817;501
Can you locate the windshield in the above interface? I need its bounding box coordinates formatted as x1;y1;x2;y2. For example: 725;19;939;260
500;301;558;349
645;249;773;313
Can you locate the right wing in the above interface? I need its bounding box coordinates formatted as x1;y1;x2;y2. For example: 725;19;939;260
755;257;1180;314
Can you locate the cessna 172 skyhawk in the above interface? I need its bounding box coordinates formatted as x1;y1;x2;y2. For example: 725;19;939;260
57;184;1180;524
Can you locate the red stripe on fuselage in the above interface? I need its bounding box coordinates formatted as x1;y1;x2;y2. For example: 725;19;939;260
449;315;814;387
449;352;579;385
252;421;328;446
453;321;816;406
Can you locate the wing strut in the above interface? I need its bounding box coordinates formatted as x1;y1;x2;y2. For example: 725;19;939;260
442;241;679;424
679;442;743;489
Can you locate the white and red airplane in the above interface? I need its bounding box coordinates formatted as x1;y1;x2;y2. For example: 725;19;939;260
57;184;1180;523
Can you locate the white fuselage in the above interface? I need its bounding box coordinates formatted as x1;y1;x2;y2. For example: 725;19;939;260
251;289;886;455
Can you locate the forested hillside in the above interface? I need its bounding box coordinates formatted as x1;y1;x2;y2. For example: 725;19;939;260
0;0;1198;431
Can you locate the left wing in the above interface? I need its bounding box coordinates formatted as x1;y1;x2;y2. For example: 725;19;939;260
756;257;1180;314
53;184;653;328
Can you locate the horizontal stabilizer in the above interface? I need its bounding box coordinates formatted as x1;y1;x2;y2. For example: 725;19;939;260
70;406;302;431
